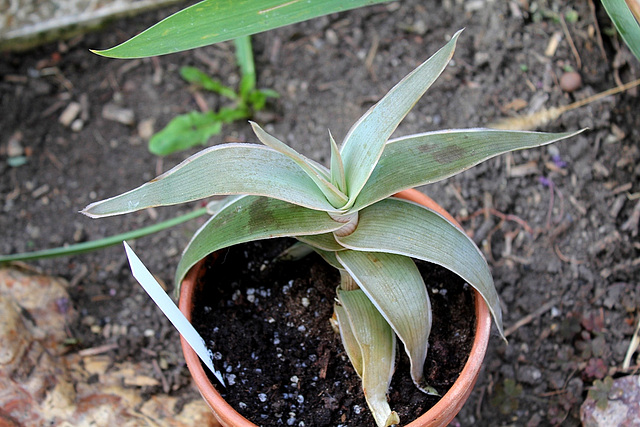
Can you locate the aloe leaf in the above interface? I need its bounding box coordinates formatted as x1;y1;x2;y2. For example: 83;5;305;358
336;289;400;427
149;111;223;156
296;233;344;252
340;30;461;208
81;144;341;218
336;250;432;391
602;0;640;61
92;0;390;58
180;66;238;99
329;131;347;193
334;303;363;376
175;195;343;287
350;129;584;212
250;122;348;207
274;241;314;262
338;197;504;337
308;246;343;270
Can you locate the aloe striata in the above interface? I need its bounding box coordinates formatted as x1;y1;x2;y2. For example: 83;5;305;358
83;32;582;426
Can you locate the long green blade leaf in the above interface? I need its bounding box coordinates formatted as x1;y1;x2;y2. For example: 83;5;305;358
350;129;583;212
337;197;504;337
175;195;342;287
340;30;461;208
336;289;399;427
0;208;207;264
602;0;640;61
336;250;432;391
82;144;341;218
93;0;391;58
250;122;348;207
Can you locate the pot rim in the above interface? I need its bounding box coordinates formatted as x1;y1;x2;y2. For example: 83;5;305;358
179;188;492;427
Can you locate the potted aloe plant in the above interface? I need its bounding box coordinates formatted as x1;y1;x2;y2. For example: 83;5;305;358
83;31;581;426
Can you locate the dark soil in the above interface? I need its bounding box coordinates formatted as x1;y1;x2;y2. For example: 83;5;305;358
191;238;474;426
1;0;639;425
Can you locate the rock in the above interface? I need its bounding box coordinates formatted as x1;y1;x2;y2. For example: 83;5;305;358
560;71;582;92
0;296;30;365
0;268;220;427
137;118;155;139
6;131;24;157
102;103;135;125
516;365;543;385
59;102;82;127
581;375;640;426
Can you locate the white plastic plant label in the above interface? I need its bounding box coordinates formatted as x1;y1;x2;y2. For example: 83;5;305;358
123;241;225;387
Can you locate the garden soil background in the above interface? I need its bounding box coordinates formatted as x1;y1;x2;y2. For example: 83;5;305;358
1;0;639;425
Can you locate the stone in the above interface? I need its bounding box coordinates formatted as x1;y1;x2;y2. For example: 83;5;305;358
581;375;640;426
0;268;220;426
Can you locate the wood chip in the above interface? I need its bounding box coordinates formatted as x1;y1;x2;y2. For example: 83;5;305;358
503;98;528;112
508;160;539;177
59;102;81;127
124;375;161;387
610;195;626;218
545;31;563;57
102;103;135;125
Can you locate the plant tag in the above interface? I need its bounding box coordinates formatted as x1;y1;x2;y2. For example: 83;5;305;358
123;242;225;387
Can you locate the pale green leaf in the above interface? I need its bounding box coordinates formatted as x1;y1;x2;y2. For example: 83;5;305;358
340;30;461;208
602;0;640;61
296;232;344;252
337;197;504;337
336;289;399;427
249;122;348;207
329;131;347;193
274;241;314;262
350;129;584;212
93;0;391;58
304;245;343;270
334;303;363;376
81;143;341;218
175;195;343;287
336;250;432;390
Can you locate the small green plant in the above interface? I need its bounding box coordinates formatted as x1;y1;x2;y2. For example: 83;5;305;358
149;36;279;156
83;32;581;426
490;378;523;415
587;376;615;410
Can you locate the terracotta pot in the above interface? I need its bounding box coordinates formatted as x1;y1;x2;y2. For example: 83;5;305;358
179;188;492;427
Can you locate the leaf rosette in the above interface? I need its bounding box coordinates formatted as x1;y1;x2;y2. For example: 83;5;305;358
84;31;582;426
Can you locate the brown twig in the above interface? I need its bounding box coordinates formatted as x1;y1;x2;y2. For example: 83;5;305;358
504;298;560;337
554;244;584;264
459;208;533;235
588;0;608;60
560;15;582;69
78;343;119;357
621;200;640;236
